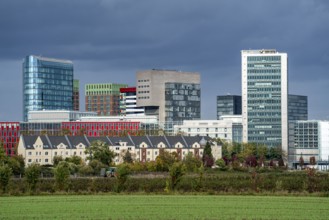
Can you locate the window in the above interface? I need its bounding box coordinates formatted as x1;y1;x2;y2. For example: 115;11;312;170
45;159;48;163
116;147;119;150
28;152;32;155
28;159;32;163
147;151;150;155
128;147;132;150
55;152;58;156
45;152;48;155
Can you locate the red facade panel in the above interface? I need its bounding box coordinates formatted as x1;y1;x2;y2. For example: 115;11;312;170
0;122;20;156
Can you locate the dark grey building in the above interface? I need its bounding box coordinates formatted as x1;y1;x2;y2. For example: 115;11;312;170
216;95;242;119
288;94;308;121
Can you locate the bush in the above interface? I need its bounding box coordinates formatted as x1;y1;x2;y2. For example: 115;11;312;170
54;161;70;191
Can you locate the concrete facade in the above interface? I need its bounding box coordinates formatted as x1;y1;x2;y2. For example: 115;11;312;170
136;69;200;123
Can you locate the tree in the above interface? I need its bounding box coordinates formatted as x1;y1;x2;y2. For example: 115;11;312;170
8;155;25;176
85;140;115;166
54;161;71;191
53;156;64;166
65;155;83;165
299;154;304;169
0;142;8;166
122;150;134;164
115;163;131;192
155;151;178;171
202;142;214;167
89;160;106;175
310;156;316;166
183;152;202;172
0;164;12;193
165;162;186;192
25;163;41;192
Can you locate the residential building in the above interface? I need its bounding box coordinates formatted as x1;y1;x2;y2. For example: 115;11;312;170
85;83;128;116
136;69;201;132
241;49;288;152
288;94;308;121
73;79;80;111
174;115;242;143
0;122;20;155
289;120;329;170
18;135;220;165
217;95;242;119
120;87;145;116
23;55;74;121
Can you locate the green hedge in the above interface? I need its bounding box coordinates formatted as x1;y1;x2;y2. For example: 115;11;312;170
1;172;329;195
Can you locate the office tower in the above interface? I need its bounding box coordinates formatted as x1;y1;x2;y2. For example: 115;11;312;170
73;79;80;111
85;83;128;116
217;95;242;119
136;69;201;125
241;49;288;152
288;94;308;121
23;55;74;121
119;87;145;116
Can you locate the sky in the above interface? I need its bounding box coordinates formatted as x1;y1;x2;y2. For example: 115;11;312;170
0;0;329;121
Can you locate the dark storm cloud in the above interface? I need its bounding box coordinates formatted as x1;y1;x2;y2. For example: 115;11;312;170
1;0;329;121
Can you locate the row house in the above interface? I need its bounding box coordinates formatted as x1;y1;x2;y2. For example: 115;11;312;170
17;135;221;166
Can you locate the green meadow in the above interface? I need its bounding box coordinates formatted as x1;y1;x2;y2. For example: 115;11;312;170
1;195;329;219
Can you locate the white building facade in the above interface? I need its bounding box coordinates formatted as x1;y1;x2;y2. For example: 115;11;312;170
242;49;288;153
174;115;242;143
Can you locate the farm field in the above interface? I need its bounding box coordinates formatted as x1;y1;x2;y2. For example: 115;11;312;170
1;195;329;219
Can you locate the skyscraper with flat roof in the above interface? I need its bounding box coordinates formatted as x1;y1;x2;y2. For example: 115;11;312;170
241;49;288;152
23;55;74;121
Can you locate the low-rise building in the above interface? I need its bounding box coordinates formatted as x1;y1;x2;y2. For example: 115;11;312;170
18;135;221;166
174;115;242;143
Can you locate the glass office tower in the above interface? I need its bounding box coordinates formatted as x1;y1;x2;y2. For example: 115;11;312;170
217;95;242;119
241;49;288;152
23;55;74;121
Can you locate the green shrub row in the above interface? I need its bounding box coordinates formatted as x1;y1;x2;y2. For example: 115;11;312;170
2;172;329;195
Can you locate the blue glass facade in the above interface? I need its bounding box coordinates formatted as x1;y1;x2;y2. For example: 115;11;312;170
23;55;74;121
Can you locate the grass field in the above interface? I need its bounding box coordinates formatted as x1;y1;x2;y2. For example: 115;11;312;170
1;195;329;219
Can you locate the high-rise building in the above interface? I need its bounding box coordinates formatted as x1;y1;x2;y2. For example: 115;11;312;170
288;94;308;121
119;87;145;116
85;83;128;116
23;55;74;121
73;79;80;111
216;95;242;119
136;70;201;127
242;49;288;152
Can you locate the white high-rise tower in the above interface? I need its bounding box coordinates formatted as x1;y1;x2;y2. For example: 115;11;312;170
241;49;288;153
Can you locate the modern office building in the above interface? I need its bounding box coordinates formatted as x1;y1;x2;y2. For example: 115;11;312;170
23;55;74;121
136;69;201;132
289;120;329;169
0;122;20;155
217;95;242;119
288;94;308;121
174;115;242;143
120;87;145;116
85;83;128;116
73;79;80;111
241;49;288;152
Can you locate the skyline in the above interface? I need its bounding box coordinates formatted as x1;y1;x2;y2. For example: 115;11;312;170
1;0;329;121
